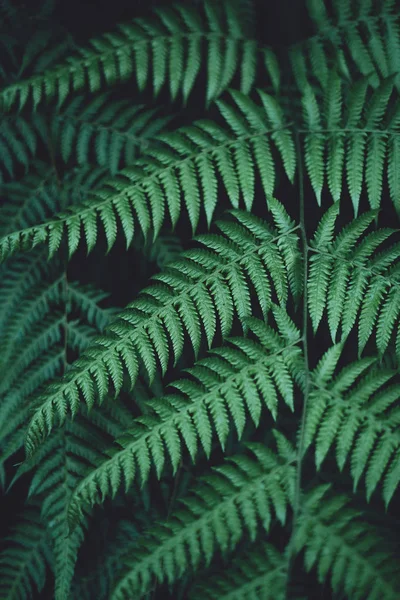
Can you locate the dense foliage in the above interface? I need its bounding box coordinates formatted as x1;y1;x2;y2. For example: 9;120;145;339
0;0;400;598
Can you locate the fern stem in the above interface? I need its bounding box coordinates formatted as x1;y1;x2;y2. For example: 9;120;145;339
285;132;310;596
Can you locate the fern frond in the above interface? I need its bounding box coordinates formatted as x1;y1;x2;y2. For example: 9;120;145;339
52;93;173;173
301;74;399;213
70;519;143;600
23;401;132;600
304;348;400;506
190;542;286;599
66;318;300;525
0;113;47;181
294;485;400;600
110;440;295;599
308;203;400;351
0;162;109;241
0;90;294;260
0;0;262;112
24;208;301;455
293;0;400;91
0;503;51;600
0;256;112;488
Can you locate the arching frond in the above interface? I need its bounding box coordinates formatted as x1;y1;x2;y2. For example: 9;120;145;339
23;208;301;455
190;542;286;600
292;0;400;90
307;203;400;353
294;485;400;600
0;90;295;261
110;440;295;599
66;318;300;525
52;93;173;173
0;0;261;112
304;348;400;507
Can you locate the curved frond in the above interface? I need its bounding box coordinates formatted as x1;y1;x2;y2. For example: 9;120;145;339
66;317;300;525
294;485;400;600
0;0;262;112
24;208;301;455
0;90;294;260
110;440;295;599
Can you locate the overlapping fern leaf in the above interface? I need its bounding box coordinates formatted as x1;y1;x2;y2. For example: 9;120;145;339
51;93;174;172
294;485;400;600
23;205;302;455
66;316;301;525
304;345;400;506
0;90;295;260
0;0;261;112
0;502;51;600
307;203;400;355
110;437;295;599
291;0;400;91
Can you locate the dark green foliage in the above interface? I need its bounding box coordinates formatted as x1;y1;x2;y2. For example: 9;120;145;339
1;1;400;599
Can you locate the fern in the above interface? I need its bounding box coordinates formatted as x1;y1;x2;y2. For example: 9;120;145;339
190;542;286;600
293;0;400;91
24;209;301;454
2;1;400;599
0;503;51;600
294;485;400;600
111;438;295;598
0;90;295;259
307;203;400;352
0;0;260;111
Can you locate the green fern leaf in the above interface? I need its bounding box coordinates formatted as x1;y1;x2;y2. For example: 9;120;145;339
24;210;299;453
110;440;294;599
67;319;300;524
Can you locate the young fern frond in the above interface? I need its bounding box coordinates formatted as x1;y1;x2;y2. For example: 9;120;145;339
0;0;260;112
190;542;286;600
304;348;400;506
307;203;400;352
111;439;295;599
0;90;295;260
294;485;400;600
66;317;301;526
24;207;301;455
